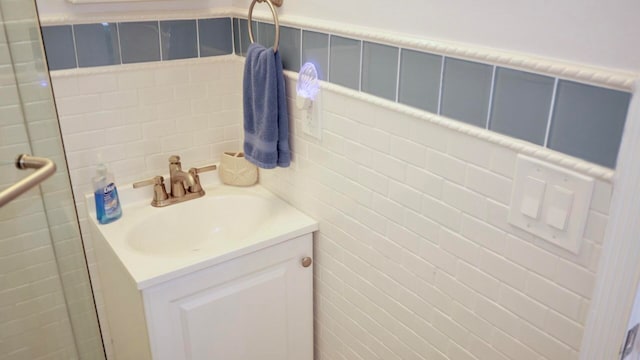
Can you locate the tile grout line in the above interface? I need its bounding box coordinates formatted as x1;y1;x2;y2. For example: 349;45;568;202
157;20;163;61
116;23;123;65
544;78;560;147
230;17;236;56
358;40;363;92
395;48;401;103
327;34;332;83
196;19;201;58
437;56;445;115
70;25;79;69
485;65;497;130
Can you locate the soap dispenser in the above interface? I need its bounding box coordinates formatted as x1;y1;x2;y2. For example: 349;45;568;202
93;163;122;224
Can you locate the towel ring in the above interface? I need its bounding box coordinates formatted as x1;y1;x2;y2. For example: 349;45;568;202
247;0;282;52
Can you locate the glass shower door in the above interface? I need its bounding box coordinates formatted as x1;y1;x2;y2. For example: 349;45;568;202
0;0;105;359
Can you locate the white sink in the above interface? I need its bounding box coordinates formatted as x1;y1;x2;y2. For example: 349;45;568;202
86;172;318;289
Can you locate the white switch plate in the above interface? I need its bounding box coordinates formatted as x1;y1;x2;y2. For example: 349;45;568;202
508;155;594;254
301;90;322;140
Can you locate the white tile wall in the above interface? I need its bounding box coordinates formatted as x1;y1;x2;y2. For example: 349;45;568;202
258;74;612;360
50;57;244;356
0;2;86;358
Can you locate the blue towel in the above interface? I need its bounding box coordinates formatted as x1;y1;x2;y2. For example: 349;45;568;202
243;43;291;169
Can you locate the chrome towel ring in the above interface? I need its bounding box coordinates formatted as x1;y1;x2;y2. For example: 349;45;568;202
247;0;282;52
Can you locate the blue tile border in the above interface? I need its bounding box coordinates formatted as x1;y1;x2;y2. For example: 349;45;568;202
41;16;631;169
41;17;234;70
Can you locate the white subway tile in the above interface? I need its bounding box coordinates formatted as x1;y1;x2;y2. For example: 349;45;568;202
456;260;500;300
554;259;595;298
357;166;389;195
116;69;156;90
590;180;612;214
387;222;421;253
451;301;493;342
101;90;138;110
518;321;572;359
389;181;422;212
545;310;583;349
359;125;391;153
491;329;539;360
76;74;118;94
406;118;450;152
390;136;427;168
405;165;443;199
447;134;492;168
584;210;608;244
421;194;462;231
440;228;481;267
498;284;547;329
55;95;101;116
372;152;407;182
442;182;488;220
479;249;527;292
371;193;405;225
466;164;512;205
431;308;468;346
467;333;509;360
505;235;558;280
404;209;439;243
489;146;517;179
435;271;477;310
138;86;174;105
427;149;467;185
525;272;581;321
155;67;190;86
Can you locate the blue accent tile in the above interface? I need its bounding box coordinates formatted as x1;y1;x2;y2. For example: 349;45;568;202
119;21;161;64
160;20;197;60
329;36;360;90
238;19;258;57
233;18;240;55
198;18;232;57
398;49;441;113
548;80;631;168
302;31;328;81
441;58;493;128
41;26;77;70
361;42;398;101
489;68;554;145
279;26;301;72
257;22;276;50
73;23;120;68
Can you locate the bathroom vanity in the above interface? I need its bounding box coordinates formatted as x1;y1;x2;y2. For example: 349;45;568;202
87;176;317;360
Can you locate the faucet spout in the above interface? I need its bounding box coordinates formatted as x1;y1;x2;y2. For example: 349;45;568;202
173;170;196;188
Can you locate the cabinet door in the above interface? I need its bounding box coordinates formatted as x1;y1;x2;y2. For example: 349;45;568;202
144;235;313;360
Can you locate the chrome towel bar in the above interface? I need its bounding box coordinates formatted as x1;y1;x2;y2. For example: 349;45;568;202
247;0;282;52
0;154;56;207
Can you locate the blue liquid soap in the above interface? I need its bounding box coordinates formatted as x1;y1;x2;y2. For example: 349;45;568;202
93;164;122;224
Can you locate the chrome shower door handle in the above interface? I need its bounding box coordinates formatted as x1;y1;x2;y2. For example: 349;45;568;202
0;154;56;207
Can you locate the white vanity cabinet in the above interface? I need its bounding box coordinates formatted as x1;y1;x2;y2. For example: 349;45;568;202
95;233;313;360
143;234;313;360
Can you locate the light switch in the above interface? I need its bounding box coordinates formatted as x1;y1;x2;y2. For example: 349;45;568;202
508;155;594;254
546;186;574;230
520;176;546;219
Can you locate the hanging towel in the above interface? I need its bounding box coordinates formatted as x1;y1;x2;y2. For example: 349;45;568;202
243;43;291;169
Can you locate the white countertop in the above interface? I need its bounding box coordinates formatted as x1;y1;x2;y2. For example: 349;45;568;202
86;173;318;290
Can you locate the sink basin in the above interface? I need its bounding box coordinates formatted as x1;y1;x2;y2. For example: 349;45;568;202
86;173;318;289
127;195;273;256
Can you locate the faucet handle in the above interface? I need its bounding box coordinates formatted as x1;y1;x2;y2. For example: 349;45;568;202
187;164;217;193
169;155;181;164
133;176;169;203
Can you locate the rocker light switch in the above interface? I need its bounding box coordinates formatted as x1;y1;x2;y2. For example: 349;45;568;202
546;186;574;230
508;155;594;254
520;176;546;219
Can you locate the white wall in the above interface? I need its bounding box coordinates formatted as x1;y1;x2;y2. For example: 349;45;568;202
36;0;230;18
232;0;640;74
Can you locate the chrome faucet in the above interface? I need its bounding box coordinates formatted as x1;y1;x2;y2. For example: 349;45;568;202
133;155;217;207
